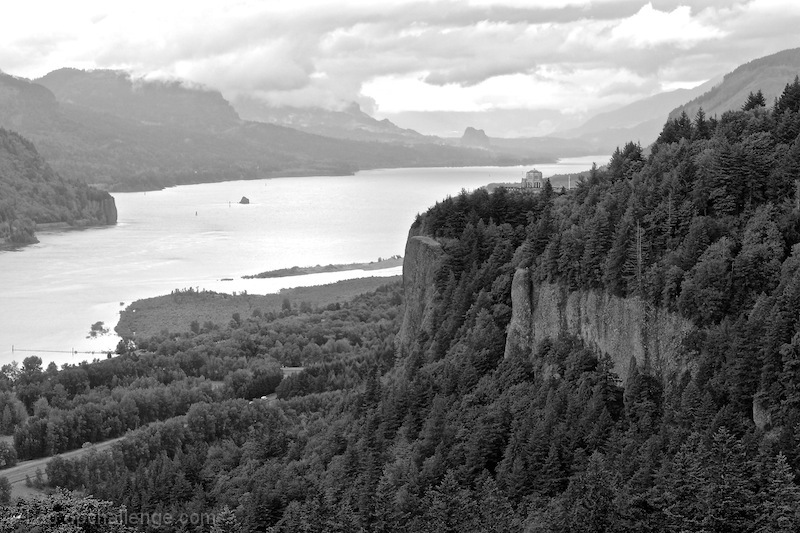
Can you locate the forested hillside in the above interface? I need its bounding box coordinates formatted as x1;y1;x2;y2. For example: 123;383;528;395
0;128;116;246
6;79;800;531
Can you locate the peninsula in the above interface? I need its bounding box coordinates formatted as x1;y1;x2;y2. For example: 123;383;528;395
115;275;402;339
242;255;402;279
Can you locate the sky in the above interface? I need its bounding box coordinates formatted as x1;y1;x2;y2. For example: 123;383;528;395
1;0;799;136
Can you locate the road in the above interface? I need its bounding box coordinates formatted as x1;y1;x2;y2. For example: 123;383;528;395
1;366;306;499
2;435;127;499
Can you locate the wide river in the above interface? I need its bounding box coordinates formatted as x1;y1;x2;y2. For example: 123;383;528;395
0;158;604;367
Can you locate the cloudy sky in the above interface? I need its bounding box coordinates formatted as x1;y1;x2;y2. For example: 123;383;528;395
1;0;799;136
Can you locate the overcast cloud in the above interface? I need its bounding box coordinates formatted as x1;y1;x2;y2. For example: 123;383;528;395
1;0;799;135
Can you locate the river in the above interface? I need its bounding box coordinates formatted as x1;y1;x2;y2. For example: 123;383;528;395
0;158;605;367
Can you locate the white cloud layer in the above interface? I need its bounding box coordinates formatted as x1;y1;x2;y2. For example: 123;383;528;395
1;0;799;129
611;3;725;48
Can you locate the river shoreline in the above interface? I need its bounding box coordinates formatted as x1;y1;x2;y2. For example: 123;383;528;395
243;256;403;279
116;274;403;340
1;163;602;368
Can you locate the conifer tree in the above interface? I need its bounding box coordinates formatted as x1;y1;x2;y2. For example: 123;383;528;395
757;453;800;533
700;428;757;533
559;452;620;533
744;90;767;111
694;107;711;139
422;470;477;533
211;505;240;533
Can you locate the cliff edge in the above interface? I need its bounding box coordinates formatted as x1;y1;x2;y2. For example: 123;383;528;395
398;228;696;387
92;196;118;225
0;128;117;246
505;267;696;385
397;233;444;357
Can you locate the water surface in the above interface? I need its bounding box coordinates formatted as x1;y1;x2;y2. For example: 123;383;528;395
0;158;605;367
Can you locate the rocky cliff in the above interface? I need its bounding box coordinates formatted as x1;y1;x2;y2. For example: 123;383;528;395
0;128;117;246
398;229;696;386
505;267;696;385
87;195;118;225
397;231;444;357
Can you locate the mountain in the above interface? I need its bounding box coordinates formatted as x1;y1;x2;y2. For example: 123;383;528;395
482;135;600;160
555;47;800;151
556;78;720;151
440;127;599;161
38;68;239;130
234;97;431;144
380;81;722;158
236;99;584;163
378;108;576;138
670;47;800;120
0;69;513;191
460;126;491;148
0;127;116;246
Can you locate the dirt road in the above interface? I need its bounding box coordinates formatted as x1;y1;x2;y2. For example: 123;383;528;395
1;366;306;500
1;435;127;499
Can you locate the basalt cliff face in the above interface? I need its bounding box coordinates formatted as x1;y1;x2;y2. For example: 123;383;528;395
399;230;696;386
504;268;696;385
93;196;118;225
397;230;444;358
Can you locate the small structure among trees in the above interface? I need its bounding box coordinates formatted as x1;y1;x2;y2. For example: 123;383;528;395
523;168;544;189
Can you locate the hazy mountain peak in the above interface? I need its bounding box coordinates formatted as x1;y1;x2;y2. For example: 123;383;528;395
669;47;800;120
549;78;720;152
0;71;58;129
36;68;239;129
461;127;490;148
232;96;428;144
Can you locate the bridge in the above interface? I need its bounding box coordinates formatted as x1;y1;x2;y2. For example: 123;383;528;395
11;345;112;356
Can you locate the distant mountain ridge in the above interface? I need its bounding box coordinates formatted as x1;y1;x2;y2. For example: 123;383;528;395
460;127;491;148
546;47;800;152
556;79;719;151
38;68;238;130
669;48;800;120
234;97;430;144
0;69;516;191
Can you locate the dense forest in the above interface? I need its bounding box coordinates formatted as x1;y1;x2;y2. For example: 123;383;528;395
0;128;116;245
5;79;800;532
